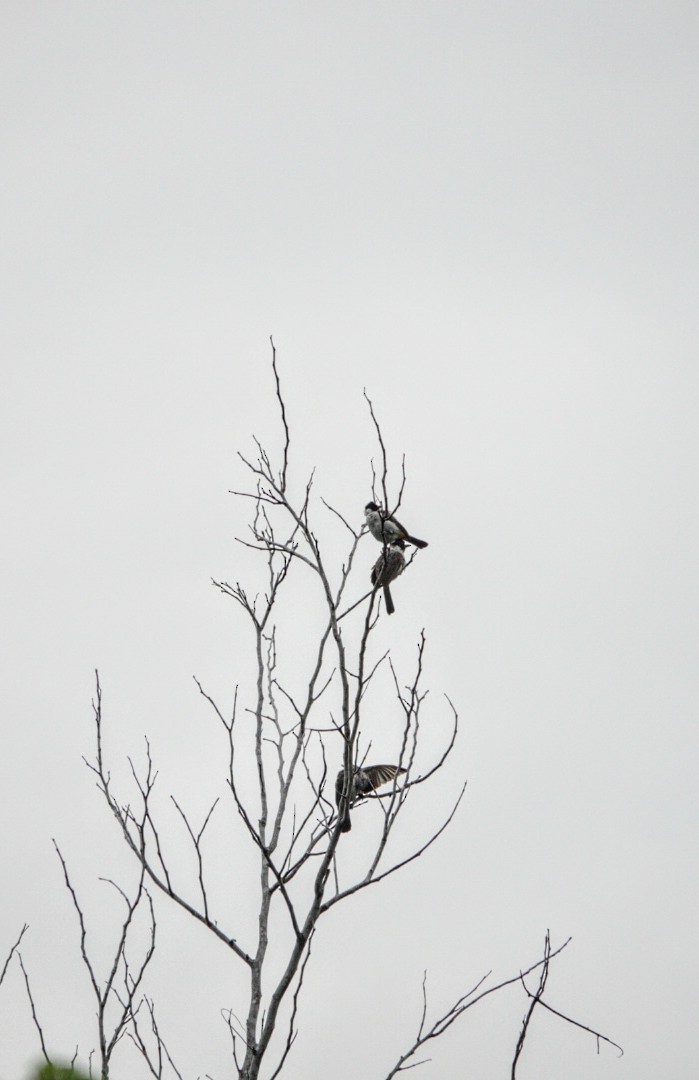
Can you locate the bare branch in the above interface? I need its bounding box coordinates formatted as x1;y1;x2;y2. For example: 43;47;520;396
322;783;467;913
127;995;186;1080
270;336;290;491
512;929;551;1077
170;796;219;922
17;951;50;1064
0;923;28;987
385;938;572;1078
519;959;624;1059
54;841;101;1001
85;685;254;968
321;497;360;539
268;931;315;1080
54;837;158;1076
364;388;390;513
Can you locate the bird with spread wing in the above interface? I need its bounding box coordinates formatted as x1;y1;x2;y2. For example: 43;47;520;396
335;764;407;832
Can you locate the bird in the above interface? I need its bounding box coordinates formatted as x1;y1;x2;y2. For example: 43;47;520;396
371;540;406;615
364;502;428;549
335;764;407;832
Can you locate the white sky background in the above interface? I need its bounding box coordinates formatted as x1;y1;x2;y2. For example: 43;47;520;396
2;2;698;1077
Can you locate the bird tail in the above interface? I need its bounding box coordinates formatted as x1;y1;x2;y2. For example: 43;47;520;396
407;535;428;549
339;804;352;832
383;585;395;615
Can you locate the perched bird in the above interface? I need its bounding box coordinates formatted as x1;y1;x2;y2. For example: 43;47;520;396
364;501;429;549
335;764;407;832
371;540;406;615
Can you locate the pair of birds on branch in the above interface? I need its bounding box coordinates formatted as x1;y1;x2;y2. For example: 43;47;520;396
333;502;428;831
364;501;428;616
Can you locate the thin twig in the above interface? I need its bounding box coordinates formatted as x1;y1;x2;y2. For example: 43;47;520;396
511;929;551;1077
0;923;28;986
17;952;51;1064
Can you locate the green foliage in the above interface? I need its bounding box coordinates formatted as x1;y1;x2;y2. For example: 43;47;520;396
32;1064;90;1080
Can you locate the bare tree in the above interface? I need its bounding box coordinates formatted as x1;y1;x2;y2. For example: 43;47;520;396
27;341;621;1078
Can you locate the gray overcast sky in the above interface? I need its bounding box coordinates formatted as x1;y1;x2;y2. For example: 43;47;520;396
2;2;698;1078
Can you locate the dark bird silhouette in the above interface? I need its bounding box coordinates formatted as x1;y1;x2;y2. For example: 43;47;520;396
371;540;406;615
335;764;407;832
364;502;428;548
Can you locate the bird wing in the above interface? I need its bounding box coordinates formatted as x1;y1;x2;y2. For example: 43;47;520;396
387;514;408;536
386;547;406;582
372;547;405;589
371;551;387;586
363;765;407;792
